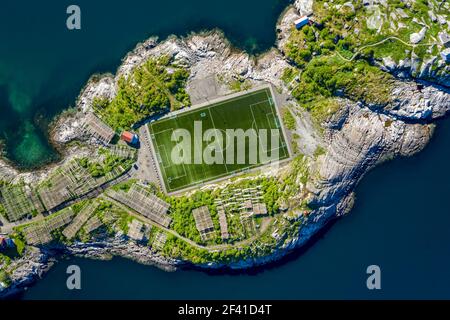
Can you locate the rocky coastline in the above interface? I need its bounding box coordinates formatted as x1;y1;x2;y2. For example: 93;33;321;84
1;0;450;298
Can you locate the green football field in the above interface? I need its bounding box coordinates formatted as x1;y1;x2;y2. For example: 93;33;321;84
148;87;290;192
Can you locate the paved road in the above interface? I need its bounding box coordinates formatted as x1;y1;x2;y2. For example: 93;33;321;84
135;125;163;188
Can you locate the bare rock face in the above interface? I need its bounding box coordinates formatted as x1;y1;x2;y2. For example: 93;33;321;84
385;81;450;120
306;78;445;216
276;7;301;48
66;235;180;271
410;27;427;44
51;112;86;144
294;0;313;15
76;31;291;114
308;101;433;224
77;76;116;113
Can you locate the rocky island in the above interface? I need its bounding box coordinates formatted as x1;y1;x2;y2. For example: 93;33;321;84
1;0;449;298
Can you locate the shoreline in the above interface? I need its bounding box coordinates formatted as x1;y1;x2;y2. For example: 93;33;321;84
0;27;285;176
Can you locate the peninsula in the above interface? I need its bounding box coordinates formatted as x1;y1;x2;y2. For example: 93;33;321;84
1;0;449;297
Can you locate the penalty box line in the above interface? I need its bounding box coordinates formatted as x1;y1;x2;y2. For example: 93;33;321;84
208;107;230;175
249;100;284;156
151;125;187;191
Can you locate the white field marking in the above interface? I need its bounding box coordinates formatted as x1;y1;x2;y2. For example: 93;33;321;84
265;112;279;129
249;100;284;157
263;90;288;158
154;89;287;191
165;163;188;192
157;126;189;191
153;90;267;127
208;107;229;175
152;127;176;137
258;111;282;154
150;125;181;191
157;145;171;169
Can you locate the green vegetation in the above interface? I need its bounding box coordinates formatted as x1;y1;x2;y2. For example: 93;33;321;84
313;0;446;65
0;254;11;267
281;107;296;130
384;119;393;128
314;146;326;158
162;234;253;264
282;0;450;124
281;67;299;85
110;178;138;193
228;77;252;92
116;212;133;234
308;97;341;126
291;56;393;108
291;133;300;154
93;56;190;130
285;155;310;187
79;148;135;179
287;54;393;124
0;269;11;287
165;189;219;245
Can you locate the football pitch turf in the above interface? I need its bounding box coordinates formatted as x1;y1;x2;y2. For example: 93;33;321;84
148;87;290;193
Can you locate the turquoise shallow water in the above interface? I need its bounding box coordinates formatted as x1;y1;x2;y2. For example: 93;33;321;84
0;0;289;168
2;0;450;299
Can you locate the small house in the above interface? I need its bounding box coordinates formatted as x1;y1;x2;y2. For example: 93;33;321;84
121;131;139;145
294;16;309;30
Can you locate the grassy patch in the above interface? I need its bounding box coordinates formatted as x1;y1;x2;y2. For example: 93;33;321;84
288;54;393;128
281;106;297;130
228;78;252;92
314;146;326;158
93;56;190;130
308;98;341;125
281;67;299;85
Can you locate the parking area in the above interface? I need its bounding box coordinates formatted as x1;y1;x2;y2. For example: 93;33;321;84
135;126;163;188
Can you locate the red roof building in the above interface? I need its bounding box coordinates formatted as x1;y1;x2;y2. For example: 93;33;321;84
121;131;139;145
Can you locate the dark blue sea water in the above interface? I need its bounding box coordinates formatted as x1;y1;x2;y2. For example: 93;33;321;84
2;0;450;299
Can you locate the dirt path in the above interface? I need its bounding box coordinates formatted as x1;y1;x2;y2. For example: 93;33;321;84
335;36;437;62
102;193;273;252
